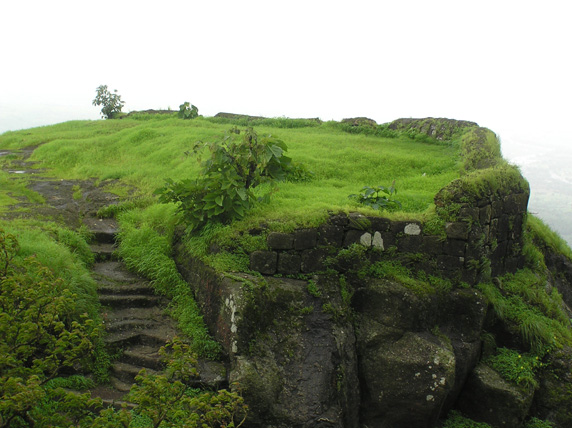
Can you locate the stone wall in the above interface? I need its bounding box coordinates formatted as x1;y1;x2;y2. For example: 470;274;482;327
250;189;529;285
174;120;538;427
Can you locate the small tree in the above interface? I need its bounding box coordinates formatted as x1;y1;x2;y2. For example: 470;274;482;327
92;85;125;119
178;102;199;119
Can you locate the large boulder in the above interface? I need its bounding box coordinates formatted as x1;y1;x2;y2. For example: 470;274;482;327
531;346;572;427
354;279;488;427
455;363;535;427
359;331;456;428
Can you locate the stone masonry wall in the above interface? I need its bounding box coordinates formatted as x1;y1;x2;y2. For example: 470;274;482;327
250;190;529;284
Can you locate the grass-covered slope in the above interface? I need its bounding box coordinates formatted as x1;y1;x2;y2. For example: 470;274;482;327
0;116;462;224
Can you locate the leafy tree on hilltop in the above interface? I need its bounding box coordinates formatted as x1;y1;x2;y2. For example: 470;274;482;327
92;85;125;119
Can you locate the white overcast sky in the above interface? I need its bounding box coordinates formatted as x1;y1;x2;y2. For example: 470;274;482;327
0;0;570;143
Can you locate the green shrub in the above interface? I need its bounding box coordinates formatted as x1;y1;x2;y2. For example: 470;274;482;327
524;417;554;428
0;228;100;427
178;101;199;119
485;347;543;388
156;127;302;232
348;181;401;210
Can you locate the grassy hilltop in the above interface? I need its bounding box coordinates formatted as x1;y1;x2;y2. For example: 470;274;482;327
0;114;470;274
0;115;460;221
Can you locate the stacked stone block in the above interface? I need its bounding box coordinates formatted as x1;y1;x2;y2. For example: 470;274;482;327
250;190;529;284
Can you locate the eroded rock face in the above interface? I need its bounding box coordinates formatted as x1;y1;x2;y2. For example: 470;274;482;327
456;363;535;427
228;277;360;428
354;279;488;427
359;331;455;428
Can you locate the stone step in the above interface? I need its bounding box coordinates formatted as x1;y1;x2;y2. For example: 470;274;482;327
104;318;161;333
104;306;167;323
105;330;173;349
83;217;119;244
112;361;155;384
123;345;163;370
98;283;157;296
93;262;142;283
110;376;134;393
99;294;163;309
90;243;117;261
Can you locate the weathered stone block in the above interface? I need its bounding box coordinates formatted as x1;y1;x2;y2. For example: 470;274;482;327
359;331;456;428
497;215;510;241
459;206;479;222
301;248;329;273
505;193;529;215
456;364;534;428
348;213;371;230
250;251;277;275
277;252;301;275
508;214;525;240
479;204;492;224
267;232;294;250
372;231;384;249
294;229;318;251
514;192;530;213
443;239;466;257
404;222;422;235
436;255;464;273
343;229;363;247
477;198;491;208
317;224;343;247
489;218;499;240
445;222;470;240
397;235;423;253
368;216;392;232
491;200;503;218
328;213;349;226
422;236;443;255
360;232;372;247
381;232;397;249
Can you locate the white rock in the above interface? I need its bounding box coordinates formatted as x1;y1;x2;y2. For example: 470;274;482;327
404;223;421;235
360;232;372;247
372;231;384;249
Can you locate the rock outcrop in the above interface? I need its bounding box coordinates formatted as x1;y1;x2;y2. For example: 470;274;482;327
171;118;571;427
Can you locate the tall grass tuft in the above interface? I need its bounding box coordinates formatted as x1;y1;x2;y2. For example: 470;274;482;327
116;204;221;358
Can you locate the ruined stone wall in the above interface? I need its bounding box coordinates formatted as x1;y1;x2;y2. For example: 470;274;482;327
250;189;529;285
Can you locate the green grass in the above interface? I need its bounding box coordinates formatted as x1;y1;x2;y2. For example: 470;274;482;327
1;117;461;223
0;221;99;319
527;214;572;261
0;170;45;212
115;204;221;358
478;268;572;352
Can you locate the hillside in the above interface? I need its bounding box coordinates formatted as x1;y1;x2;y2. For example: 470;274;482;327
1;115;572;428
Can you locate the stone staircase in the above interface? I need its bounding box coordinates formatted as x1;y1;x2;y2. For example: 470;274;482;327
85;218;227;406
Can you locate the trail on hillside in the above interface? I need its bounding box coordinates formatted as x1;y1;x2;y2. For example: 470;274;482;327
0;146;226;406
